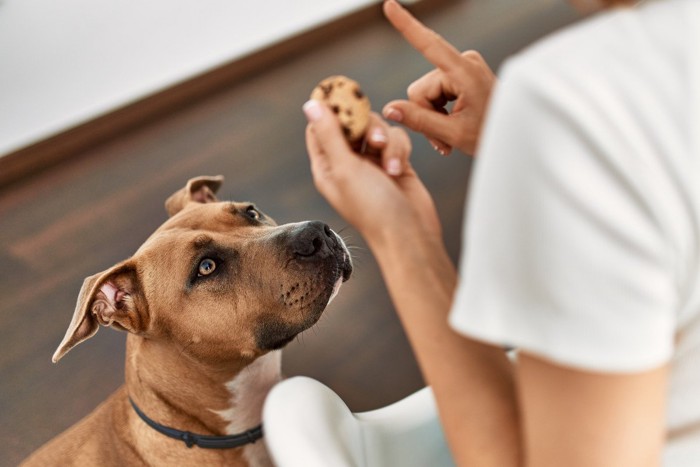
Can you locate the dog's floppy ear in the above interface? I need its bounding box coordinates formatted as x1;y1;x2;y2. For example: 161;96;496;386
52;260;147;363
165;175;224;217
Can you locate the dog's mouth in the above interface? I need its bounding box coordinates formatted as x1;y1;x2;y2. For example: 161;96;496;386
327;276;344;305
315;227;352;304
293;232;352;316
334;232;353;282
329;228;353;295
328;247;352;304
255;227;352;351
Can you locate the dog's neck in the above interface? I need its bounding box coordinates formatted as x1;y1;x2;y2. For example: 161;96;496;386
211;350;282;434
125;335;282;438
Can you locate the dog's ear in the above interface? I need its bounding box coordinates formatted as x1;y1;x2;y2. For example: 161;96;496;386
52;260;146;363
165;175;224;217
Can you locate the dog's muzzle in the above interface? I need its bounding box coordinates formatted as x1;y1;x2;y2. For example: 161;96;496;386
254;221;353;351
288;220;353;284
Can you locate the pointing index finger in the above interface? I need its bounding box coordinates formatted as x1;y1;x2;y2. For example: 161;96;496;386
383;0;463;72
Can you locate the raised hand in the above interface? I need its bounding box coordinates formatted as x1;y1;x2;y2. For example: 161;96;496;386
382;0;496;156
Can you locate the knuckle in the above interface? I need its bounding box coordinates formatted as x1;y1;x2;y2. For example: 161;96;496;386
409;111;425;132
312;174;329;194
403;133;413;154
462;49;482;61
456;130;475;152
450;126;465;145
390;127;411;153
407;81;422;101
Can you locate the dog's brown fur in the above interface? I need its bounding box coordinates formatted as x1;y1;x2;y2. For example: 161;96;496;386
21;176;352;466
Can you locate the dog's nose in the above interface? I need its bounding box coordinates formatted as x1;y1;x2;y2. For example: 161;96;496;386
291;221;335;258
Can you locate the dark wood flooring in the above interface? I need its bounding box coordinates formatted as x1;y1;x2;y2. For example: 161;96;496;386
0;1;577;463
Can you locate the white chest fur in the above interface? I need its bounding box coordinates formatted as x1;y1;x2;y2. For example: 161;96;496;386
212;351;282;466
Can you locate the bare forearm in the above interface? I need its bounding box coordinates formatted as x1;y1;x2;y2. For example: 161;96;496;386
367;223;521;466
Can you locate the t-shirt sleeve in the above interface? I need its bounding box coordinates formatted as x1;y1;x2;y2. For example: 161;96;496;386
449;57;678;373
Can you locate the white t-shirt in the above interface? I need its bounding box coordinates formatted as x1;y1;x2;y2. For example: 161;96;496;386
449;0;700;463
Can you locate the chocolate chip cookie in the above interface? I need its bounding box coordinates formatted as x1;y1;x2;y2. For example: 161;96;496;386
310;75;371;142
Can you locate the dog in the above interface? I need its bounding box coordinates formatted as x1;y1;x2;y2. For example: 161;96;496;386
21;175;353;466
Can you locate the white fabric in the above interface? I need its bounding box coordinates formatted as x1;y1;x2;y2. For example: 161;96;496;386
263;377;455;467
449;0;700;463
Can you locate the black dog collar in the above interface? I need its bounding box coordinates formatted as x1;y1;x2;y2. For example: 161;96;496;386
129;397;263;449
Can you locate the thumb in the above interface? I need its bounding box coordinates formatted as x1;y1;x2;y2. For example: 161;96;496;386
383;100;454;147
303;99;353;162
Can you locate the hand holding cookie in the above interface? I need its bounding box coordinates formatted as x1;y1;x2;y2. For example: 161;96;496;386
304;96;441;241
307;75;407;176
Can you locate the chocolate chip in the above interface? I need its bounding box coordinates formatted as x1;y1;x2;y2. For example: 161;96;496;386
354;88;364;99
331;105;340;114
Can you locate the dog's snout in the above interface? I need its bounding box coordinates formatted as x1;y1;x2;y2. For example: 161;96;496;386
291;221;335;258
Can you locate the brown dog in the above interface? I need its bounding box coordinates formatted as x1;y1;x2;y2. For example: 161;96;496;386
21;175;352;466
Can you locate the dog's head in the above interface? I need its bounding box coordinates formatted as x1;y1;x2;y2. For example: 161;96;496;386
52;175;352;365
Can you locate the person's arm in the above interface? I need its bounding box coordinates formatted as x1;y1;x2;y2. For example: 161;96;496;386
304;103;521;466
375;226;668;467
368;219;522;466
518;354;668;467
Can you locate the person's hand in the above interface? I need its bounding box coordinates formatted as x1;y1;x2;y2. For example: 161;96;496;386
382;0;496;157
304;99;442;244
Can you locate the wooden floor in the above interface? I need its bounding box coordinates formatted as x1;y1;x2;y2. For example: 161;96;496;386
0;1;577;463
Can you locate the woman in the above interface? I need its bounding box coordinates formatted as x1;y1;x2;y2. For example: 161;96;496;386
303;0;700;464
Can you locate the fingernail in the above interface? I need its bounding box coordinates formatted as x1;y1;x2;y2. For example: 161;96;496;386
370;128;387;144
383;106;403;123
386;158;402;176
303;100;323;122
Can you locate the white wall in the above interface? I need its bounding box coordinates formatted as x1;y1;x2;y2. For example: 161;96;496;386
0;0;383;157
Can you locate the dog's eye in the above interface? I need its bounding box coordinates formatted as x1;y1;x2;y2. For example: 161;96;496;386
198;258;217;277
245;206;261;221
